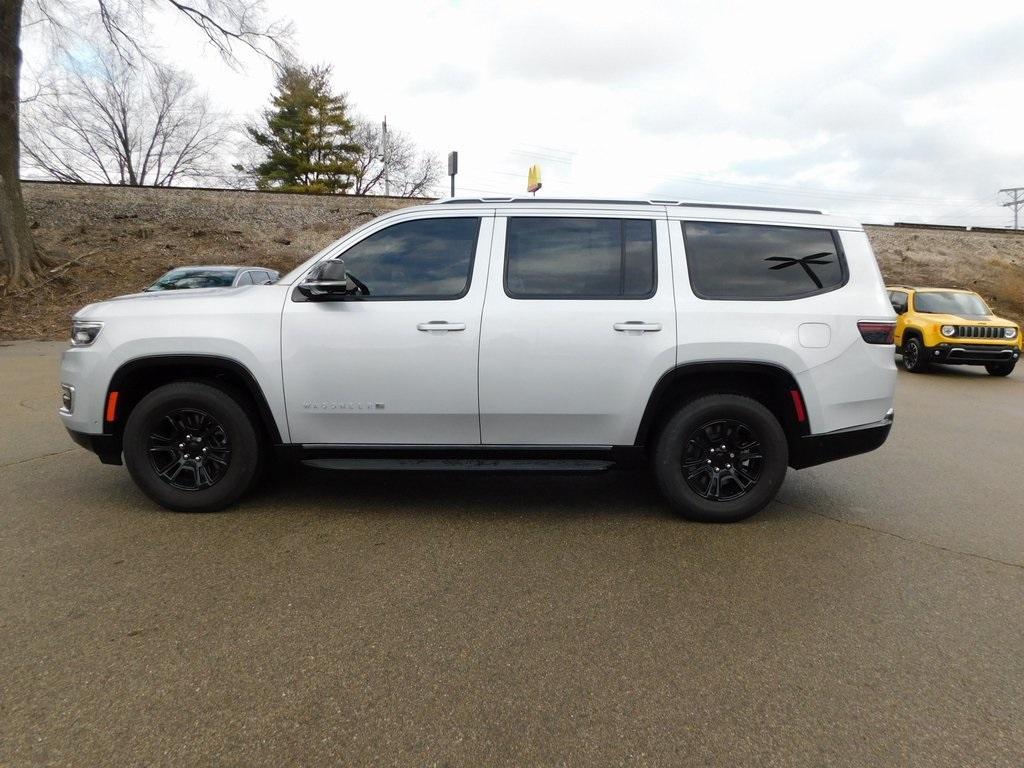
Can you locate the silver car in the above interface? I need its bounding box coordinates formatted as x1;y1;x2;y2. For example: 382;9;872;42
144;266;279;292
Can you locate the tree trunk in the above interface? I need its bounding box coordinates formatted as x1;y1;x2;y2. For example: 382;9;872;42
0;0;40;290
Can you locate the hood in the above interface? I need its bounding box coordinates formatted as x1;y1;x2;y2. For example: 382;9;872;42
917;312;1019;327
73;287;241;320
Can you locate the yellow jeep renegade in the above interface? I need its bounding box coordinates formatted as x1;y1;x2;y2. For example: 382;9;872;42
886;286;1021;376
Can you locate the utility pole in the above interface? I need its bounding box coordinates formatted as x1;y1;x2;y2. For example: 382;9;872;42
999;187;1024;229
381;116;389;196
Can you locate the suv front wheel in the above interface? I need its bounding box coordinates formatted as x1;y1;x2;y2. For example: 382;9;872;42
901;337;928;373
123;381;262;512
652;394;789;523
985;361;1016;377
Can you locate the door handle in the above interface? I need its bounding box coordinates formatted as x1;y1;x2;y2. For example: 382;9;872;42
417;321;466;332
613;321;662;333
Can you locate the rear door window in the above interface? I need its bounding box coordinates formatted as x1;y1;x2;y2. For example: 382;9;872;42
681;221;846;300
504;217;656;299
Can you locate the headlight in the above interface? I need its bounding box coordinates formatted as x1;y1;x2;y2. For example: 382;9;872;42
1005;327;1018;340
940;325;955;337
71;320;103;346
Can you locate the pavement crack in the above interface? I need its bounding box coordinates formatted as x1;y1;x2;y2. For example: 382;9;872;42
0;448;78;470
789;502;1024;571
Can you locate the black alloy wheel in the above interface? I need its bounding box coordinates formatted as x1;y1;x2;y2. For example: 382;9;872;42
902;337;927;373
652;393;789;523
123;381;261;512
682;419;764;501
147;408;232;491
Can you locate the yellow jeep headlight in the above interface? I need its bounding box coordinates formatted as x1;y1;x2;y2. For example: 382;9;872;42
1005;327;1018;340
940;325;956;337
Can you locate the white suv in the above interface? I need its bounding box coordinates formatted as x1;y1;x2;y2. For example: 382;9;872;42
60;198;897;522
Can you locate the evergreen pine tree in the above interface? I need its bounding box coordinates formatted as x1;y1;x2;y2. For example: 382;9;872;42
244;65;361;193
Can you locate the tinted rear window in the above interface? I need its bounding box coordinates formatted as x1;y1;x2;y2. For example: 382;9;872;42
505;217;655;299
682;222;846;300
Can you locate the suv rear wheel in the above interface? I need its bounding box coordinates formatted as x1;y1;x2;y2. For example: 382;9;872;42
123;381;262;512
985;361;1016;377
901;337;928;373
652;394;788;523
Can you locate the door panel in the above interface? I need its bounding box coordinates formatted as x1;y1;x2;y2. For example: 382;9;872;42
479;215;676;446
282;215;493;445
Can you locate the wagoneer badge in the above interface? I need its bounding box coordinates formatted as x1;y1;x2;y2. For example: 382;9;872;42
303;402;386;411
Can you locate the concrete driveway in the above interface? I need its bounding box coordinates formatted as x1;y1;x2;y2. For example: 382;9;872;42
1;341;1022;767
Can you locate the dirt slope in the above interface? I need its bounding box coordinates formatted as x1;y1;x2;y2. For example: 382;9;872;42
866;224;1024;325
0;183;423;339
2;182;1023;340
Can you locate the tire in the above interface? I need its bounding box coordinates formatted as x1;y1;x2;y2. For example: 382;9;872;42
123;381;262;512
985;361;1016;377
652;394;789;523
901;337;928;373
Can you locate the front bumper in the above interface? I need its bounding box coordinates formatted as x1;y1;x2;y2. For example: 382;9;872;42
923;342;1020;366
789;409;893;470
66;428;123;465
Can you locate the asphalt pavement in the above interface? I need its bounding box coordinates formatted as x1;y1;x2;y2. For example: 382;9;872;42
1;341;1022;767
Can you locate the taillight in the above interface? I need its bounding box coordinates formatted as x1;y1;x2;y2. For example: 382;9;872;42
857;321;896;345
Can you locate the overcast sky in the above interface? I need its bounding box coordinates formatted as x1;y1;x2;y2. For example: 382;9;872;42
25;0;1024;225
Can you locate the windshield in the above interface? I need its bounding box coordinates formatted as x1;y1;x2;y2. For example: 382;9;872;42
913;291;990;316
146;269;237;291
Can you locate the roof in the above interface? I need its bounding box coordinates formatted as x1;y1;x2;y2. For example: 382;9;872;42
886;285;977;293
164;265;276;272
435;197;823;215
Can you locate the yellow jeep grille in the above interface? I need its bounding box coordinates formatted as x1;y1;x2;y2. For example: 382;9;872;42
955;325;1006;340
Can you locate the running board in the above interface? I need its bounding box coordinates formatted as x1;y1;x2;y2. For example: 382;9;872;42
302;458;615;473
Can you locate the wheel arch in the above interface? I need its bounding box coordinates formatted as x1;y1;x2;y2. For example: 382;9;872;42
105;355;283;446
635;361;810;455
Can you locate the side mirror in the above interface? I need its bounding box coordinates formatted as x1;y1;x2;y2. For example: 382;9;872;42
298;259;350;300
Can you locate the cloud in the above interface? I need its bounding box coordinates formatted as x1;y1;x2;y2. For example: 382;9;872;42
23;0;1023;226
407;65;479;95
485;4;690;83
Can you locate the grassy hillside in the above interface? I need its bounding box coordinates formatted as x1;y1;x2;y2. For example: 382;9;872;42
2;182;1023;340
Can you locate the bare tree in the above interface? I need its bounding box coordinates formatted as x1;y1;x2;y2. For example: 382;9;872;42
351;118;442;198
22;50;228;187
0;0;292;290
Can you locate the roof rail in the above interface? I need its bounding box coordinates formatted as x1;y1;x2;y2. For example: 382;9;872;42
436;197;822;214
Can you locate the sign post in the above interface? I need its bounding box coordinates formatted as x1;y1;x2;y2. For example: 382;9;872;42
447;151;458;197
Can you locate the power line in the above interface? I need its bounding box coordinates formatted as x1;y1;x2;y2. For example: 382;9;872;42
999;187;1024;230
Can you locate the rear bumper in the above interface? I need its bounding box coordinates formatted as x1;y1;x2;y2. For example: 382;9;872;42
66;428;123;465
789;409;893;469
923;342;1020;366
